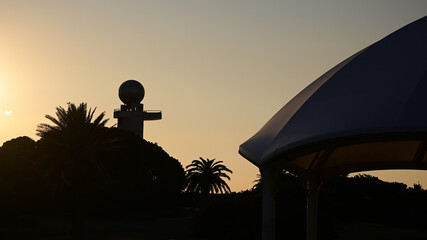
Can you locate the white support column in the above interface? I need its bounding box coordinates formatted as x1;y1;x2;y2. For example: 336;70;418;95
261;165;280;240
306;179;321;240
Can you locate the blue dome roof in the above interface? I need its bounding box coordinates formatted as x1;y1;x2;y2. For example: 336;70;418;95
240;16;427;177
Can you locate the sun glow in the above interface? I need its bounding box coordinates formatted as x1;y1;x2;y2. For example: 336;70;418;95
0;75;5;109
3;110;12;117
0;73;12;118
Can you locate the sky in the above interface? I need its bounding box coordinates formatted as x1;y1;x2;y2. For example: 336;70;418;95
1;1;427;192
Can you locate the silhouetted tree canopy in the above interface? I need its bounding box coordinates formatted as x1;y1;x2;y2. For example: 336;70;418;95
35;103;185;215
100;129;186;214
185;157;232;195
36;102;112;239
1;103;427;239
36;103;112;200
245;171;427;239
0;136;38;212
33;102;186;238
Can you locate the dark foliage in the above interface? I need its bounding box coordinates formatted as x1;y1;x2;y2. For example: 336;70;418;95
0;103;187;239
1;103;427;239
191;192;261;239
36;103;114;239
98;129;186;216
321;174;427;228
0;137;40;213
190;172;305;240
32;103;185;219
0;131;186;217
185;157;232;195
192;172;427;240
36;103;112;199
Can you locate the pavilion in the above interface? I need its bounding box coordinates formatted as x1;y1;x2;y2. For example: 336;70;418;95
239;16;427;240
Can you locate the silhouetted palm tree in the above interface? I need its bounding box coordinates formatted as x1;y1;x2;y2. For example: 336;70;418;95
37;102;108;138
37;102;111;188
185;157;232;195
37;102;110;240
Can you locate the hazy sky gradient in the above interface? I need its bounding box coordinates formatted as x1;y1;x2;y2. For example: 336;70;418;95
1;1;426;191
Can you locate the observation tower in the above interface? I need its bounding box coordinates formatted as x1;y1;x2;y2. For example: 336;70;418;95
114;80;162;138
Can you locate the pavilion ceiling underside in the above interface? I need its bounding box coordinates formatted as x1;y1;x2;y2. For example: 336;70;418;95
284;140;427;179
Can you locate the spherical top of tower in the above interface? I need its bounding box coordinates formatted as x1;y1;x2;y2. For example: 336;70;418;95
119;80;145;105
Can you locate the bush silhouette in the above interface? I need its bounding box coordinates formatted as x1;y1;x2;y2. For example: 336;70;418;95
100;129;186;216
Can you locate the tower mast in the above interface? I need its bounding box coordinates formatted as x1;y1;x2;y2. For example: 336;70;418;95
113;80;162;138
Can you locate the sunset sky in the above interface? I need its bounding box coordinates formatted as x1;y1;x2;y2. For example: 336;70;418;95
1;1;427;191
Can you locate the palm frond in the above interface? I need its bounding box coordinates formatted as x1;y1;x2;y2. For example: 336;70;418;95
184;157;232;195
37;102;111;190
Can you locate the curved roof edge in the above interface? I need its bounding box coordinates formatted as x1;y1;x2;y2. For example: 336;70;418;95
239;15;427;168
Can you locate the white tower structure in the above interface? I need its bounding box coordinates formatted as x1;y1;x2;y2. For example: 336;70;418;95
114;80;162;138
